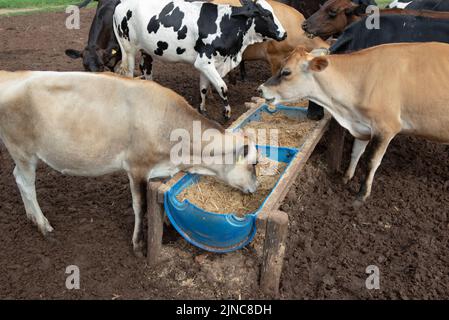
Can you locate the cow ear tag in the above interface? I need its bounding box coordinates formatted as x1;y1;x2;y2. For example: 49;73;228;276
112;49;117;56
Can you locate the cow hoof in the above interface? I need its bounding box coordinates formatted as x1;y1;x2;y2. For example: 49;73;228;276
26;213;37;225
39;221;54;236
223;110;231;121
133;248;145;259
352;194;367;209
133;241;145;258
199;108;209;117
352;199;364;209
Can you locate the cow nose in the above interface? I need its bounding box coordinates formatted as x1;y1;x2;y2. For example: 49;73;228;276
280;32;287;41
257;86;264;97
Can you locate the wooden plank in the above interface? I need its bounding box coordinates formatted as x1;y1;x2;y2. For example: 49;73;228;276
261;113;331;214
157;172;185;204
326;118;346;173
147;181;164;266
260;210;289;296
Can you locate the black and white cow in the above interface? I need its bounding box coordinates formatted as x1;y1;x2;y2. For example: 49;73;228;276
113;0;286;119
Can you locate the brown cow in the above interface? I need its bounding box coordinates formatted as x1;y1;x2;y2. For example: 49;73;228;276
259;43;449;205
0;71;258;255
302;0;449;39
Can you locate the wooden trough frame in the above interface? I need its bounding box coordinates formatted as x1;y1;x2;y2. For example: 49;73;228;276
145;102;331;296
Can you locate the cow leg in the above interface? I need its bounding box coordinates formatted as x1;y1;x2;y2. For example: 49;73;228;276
127;171;147;257
140;52;153;80
343;138;369;184
354;134;394;206
195;61;231;120
115;46;136;77
13;157;53;235
199;73;210;115
114;23;135;77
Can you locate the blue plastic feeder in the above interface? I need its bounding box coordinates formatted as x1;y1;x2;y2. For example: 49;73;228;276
164;104;308;253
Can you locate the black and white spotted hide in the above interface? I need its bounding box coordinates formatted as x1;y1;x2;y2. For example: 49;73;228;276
113;0;286;119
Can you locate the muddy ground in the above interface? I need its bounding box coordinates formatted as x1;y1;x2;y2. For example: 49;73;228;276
0;9;448;299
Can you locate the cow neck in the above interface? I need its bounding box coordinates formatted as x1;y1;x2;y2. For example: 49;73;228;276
309;55;358;115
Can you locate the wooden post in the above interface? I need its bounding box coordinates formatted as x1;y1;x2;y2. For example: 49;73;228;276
260;210;289;296
147;181;164;266
326;118;345;173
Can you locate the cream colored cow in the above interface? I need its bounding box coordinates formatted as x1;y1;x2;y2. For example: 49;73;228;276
259;42;449;205
0;71;258;255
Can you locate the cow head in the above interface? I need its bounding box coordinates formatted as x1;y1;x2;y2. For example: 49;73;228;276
232;0;287;42
258;46;330;105
302;0;365;39
219;139;259;194
65;46;121;72
187;131;259;194
65;47;105;72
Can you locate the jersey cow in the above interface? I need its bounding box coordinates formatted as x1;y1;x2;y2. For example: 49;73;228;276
306;13;449;120
259;43;449;204
0;71;258;256
113;0;286;120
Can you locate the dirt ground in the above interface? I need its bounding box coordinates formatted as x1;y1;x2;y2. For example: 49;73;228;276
0;9;448;300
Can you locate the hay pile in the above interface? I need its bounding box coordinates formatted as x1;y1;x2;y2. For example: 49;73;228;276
177;157;287;216
246;112;316;147
281;100;309;108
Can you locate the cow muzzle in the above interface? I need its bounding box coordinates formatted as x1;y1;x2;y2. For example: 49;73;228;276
302;21;316;39
258;85;276;105
277;31;287;42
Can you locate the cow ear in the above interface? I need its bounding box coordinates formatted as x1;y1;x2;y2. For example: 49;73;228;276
308;57;329;72
65;49;83;59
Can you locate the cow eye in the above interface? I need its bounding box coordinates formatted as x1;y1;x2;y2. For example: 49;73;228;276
281;69;291;77
328;10;337;17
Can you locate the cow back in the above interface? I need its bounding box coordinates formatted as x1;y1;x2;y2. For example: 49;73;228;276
330;14;449;53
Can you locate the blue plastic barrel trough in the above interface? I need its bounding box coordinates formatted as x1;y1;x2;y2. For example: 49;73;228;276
163;105;307;253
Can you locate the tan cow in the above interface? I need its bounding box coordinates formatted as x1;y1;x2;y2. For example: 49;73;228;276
259;42;449;205
0;71;258;255
213;0;329;75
